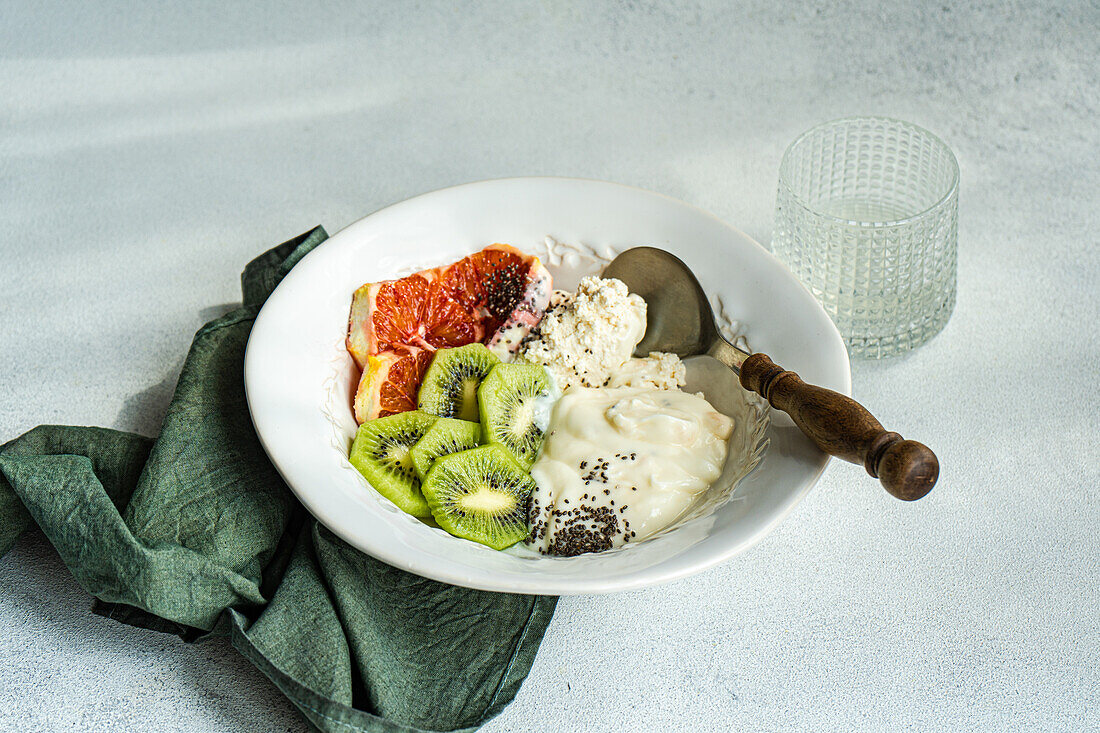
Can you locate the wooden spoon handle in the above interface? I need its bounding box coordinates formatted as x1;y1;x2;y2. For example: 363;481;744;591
739;353;938;500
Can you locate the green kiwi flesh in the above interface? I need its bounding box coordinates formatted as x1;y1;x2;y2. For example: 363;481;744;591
349;410;437;517
477;363;551;469
421;445;535;550
408;417;482;481
417;343;500;422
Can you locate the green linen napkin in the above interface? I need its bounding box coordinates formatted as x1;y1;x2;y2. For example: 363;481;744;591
0;227;557;732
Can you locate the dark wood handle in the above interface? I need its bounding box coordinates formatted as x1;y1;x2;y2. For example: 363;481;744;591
739;353;938;501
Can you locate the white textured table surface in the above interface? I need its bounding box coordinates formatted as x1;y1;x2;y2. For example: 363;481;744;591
2;2;1098;731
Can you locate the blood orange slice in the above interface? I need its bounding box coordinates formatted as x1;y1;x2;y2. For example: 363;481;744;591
346;244;553;419
353;346;434;423
438;244;551;335
347;275;483;369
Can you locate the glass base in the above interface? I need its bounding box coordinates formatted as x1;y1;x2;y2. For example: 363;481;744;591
842;291;955;359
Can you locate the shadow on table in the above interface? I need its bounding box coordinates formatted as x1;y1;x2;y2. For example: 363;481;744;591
113;359;184;439
113;302;240;438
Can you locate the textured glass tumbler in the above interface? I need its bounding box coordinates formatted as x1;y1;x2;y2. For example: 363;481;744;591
772;117;959;358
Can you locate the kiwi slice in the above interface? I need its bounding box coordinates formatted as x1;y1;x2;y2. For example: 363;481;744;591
349;410;437;517
422;445;535;550
477;363;551;469
409;417;482;481
418;343;501;422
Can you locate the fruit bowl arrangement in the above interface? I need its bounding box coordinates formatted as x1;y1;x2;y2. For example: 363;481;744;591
342;238;758;558
243;177;850;593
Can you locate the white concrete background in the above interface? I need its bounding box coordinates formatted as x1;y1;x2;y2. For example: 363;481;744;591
2;1;1097;731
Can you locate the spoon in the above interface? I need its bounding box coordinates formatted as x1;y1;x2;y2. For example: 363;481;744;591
603;246;938;501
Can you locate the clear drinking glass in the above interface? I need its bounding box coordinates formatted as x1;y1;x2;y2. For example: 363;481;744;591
772;117;959;358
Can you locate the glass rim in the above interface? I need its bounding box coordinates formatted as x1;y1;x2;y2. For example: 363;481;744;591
778;116;960;228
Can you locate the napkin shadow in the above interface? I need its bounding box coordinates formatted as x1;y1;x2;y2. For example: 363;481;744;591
173;635;311;732
112;304;240;438
198;303;241;323
113;357;185;438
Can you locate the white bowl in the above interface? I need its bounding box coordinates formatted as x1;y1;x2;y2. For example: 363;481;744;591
244;177;850;594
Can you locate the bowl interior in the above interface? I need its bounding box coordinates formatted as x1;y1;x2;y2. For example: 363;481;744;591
244;178;850;594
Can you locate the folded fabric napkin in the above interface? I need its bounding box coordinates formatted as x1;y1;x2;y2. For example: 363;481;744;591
0;228;557;732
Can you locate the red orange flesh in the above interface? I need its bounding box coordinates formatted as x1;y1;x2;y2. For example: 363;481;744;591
353;346;434;422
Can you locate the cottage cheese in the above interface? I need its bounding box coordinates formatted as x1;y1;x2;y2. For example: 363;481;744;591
516;276;685;391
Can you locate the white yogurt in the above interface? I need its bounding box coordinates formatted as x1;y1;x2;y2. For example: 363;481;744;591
527;386;733;556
